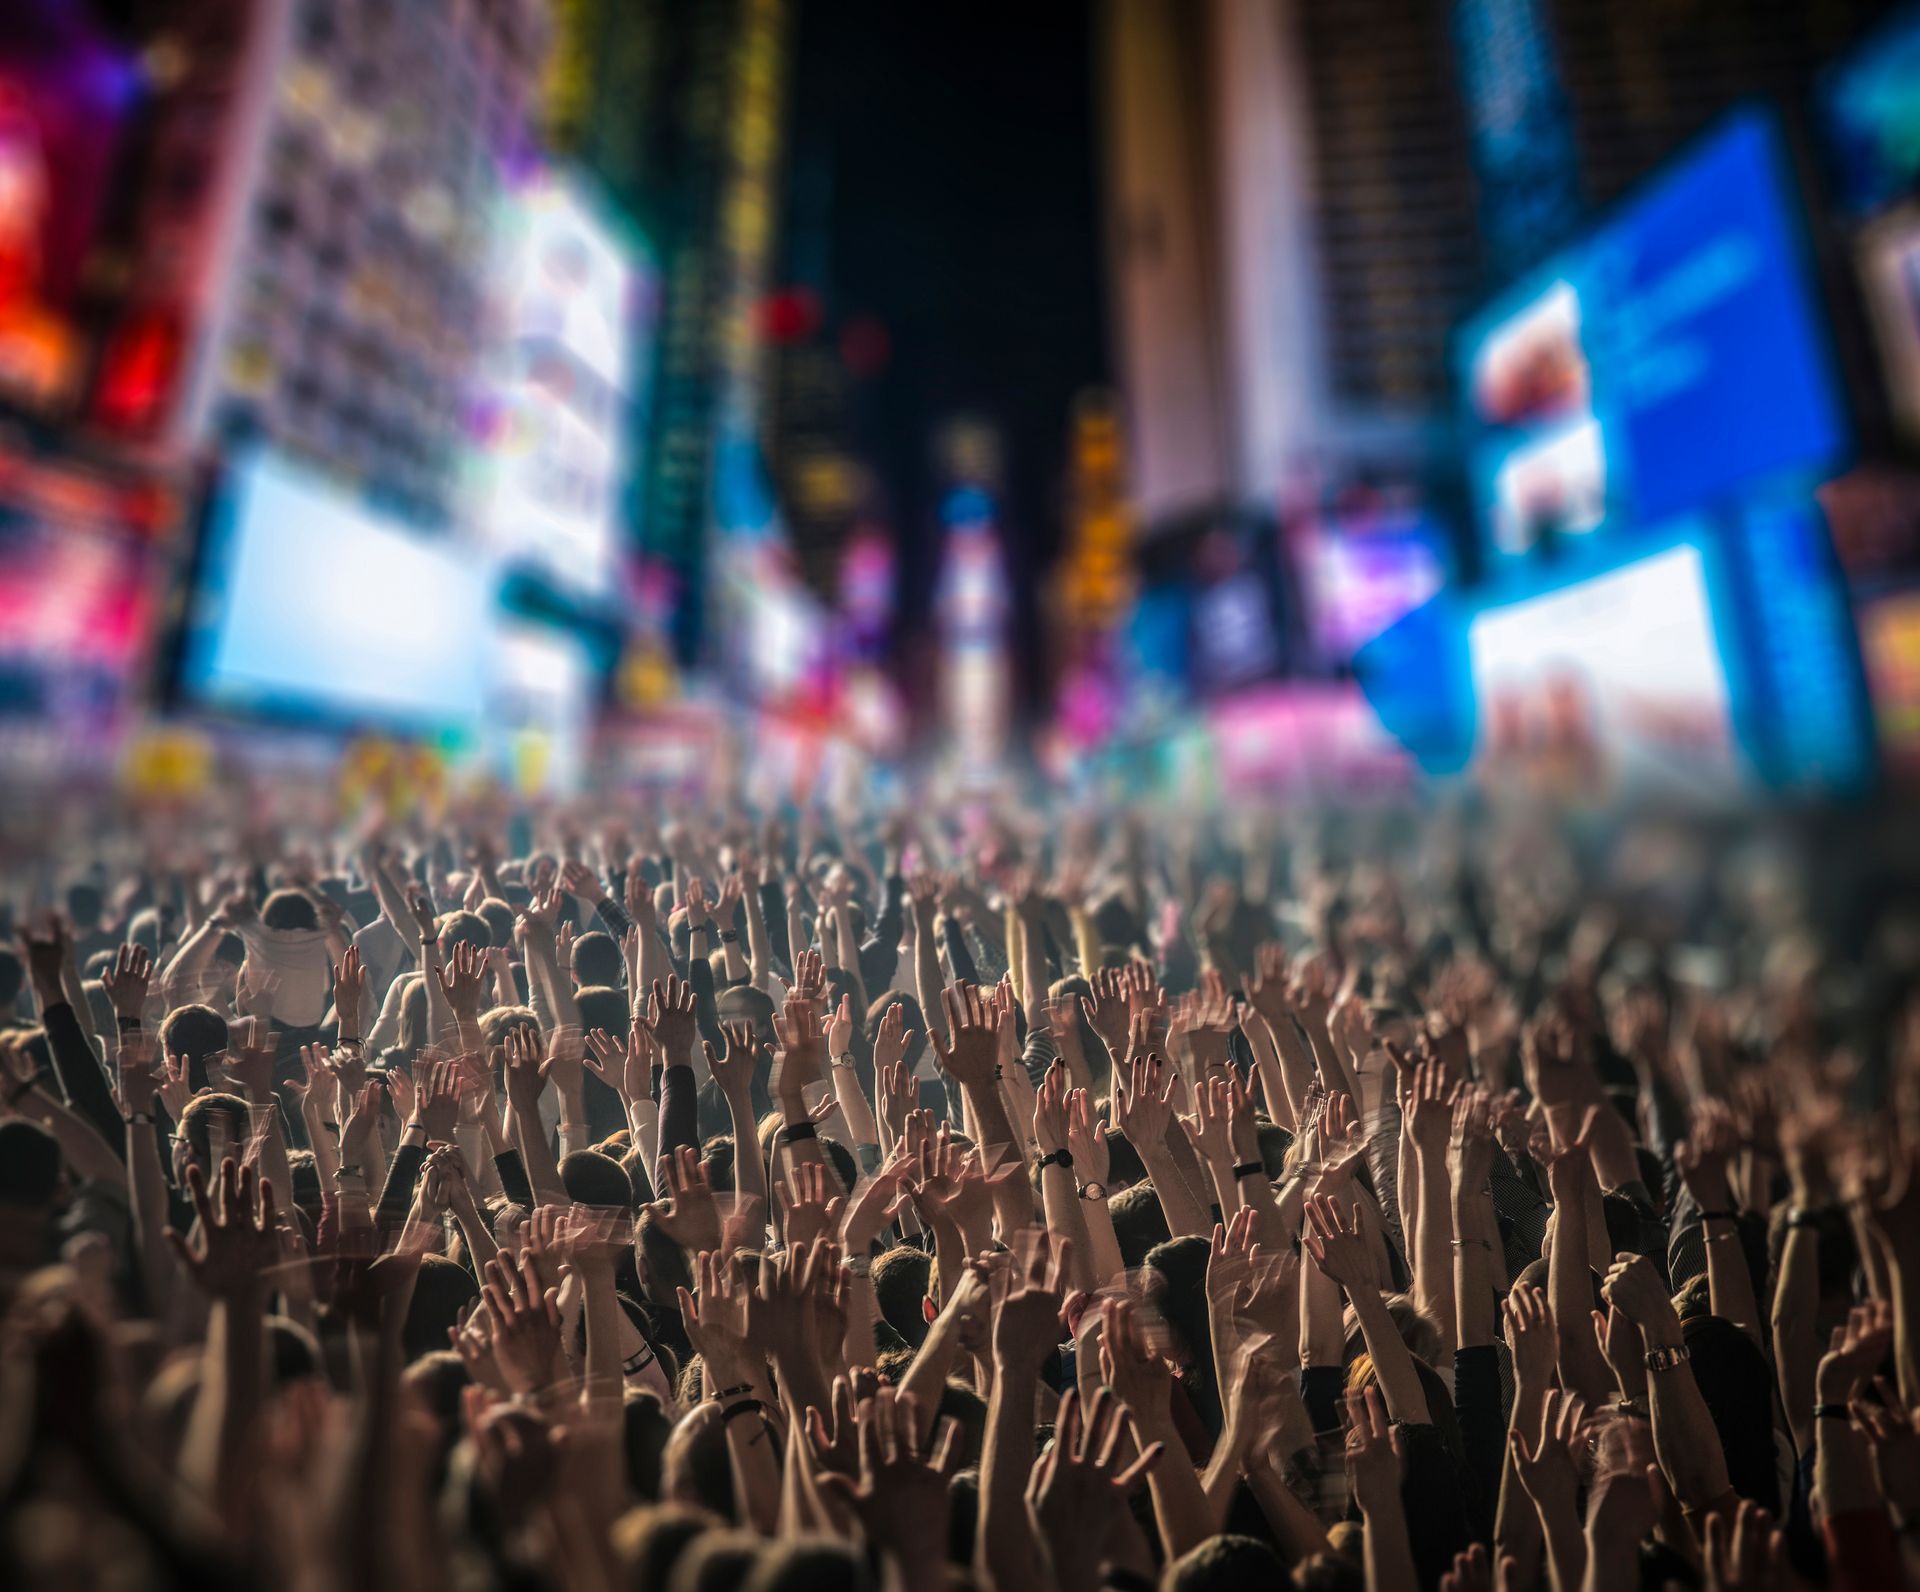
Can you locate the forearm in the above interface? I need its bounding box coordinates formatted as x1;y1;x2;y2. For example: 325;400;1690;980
577;1261;624;1406
1135;1405;1216;1558
1546;1194;1612;1402
1642;1320;1734;1509
1451;1194;1497;1349
1361;1499;1420;1592
725;1089;769;1214
827;1059;881;1153
978;1363;1045;1591
24;1089;127;1188
127;1125;174;1318
180;1293;265;1516
39;1000;124;1150
508;1096;568;1207
1139;1146;1211;1239
1244;1019;1297;1132
1536;1508;1587;1592
1039;1164;1096;1293
1773;1228;1820;1454
913;925;947;1046
1349;1288;1431;1422
1413;1149;1458;1356
1701;1212;1763;1344
962;1081;1035;1236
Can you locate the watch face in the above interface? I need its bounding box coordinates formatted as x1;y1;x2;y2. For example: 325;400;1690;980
1079;1181;1107;1200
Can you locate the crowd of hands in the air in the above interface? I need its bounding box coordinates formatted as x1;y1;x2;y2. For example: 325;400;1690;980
0;802;1917;1592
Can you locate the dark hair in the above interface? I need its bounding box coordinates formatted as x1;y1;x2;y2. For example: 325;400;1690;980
476;898;517;948
1683;1315;1782;1512
871;1244;932;1349
261;889;319;931
575;986;634;1138
0;1119;61;1206
1165;1534;1286;1592
572;930;625;989
667;1530;762;1592
1108;1181;1171;1270
624;1388;673;1501
65;881;103;925
479;1005;540;1049
0;948;23;1010
402;1255;480;1363
616;1501;724;1590
560;1149;636;1212
265;1315;323;1385
438;910;492;957
397;976;430;1057
1143;1235;1219;1429
178;1092;253;1172
740;1539;862;1592
161;1004;230;1091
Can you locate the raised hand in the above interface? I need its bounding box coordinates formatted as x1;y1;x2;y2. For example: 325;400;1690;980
646;1145;723;1255
1817;1300;1894;1405
560;858;607;905
645;975;699;1064
1112;1052;1176;1150
1406;1058;1459;1155
704;1020;759;1102
502;1025;547;1111
872;1002;914;1076
1601;1251;1681;1341
773;991;827;1097
1503;1284;1556;1391
410;1056;463;1141
827;992;855;1060
166;1158;279;1301
1244;941;1292;1027
332;946;366;1038
1510;1388;1590;1522
481;1251;564;1397
1033;1059;1072;1156
1343;1384;1404;1514
780;1159;847;1249
1179;1072;1234;1168
439;940;486;1018
1066;1087;1110;1184
1675;1097;1739;1211
822;1386;963;1548
224;1016;278;1104
1025;1388;1160;1570
586;1020;654;1104
1303;1192;1373;1295
1448;1084;1496;1193
993;1233;1072;1372
1080;967;1132;1056
929;982;1000;1089
113;1033;161;1119
101;944;153;1021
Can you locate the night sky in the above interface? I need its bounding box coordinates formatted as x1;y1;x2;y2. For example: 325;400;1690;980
781;0;1111;713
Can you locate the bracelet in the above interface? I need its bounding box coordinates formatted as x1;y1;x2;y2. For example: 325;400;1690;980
1786;1207;1832;1229
719;929;739;943
1697;1208;1738;1223
322;1121;341;1135
722;1398;768;1423
714;1381;754;1400
781;1121;818;1144
117;1014;143;1031
1643;1342;1690;1373
623;1346;656;1375
844;1253;873;1279
1038;1148;1073;1173
830;1054;857;1069
123;1110;154;1126
337;1164;364;1180
1232;1160;1266;1181
1814;1403;1853;1421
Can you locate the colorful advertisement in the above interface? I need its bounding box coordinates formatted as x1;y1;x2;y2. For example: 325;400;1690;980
1460;108;1849;556
474;169;650;599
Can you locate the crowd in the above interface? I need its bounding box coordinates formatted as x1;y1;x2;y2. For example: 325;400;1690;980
1;794;1917;1592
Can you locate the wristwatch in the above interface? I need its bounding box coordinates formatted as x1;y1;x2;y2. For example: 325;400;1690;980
1643;1342;1691;1373
1078;1180;1108;1202
1037;1148;1073;1173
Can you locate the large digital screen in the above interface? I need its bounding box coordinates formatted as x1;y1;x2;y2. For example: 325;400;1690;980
1460;108;1849;555
471;169;650;599
1819;5;1920;218
1468;540;1745;799
1295;507;1448;663
180;450;493;732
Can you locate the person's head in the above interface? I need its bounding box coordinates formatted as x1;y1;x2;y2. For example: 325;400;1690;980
65;881;103;929
476;898;518;949
870;1244;932;1349
659;1406;735;1518
0;1119;64;1215
666;1529;763;1592
1683;1315;1782;1512
401;1350;473;1445
0;948;23;1015
1141;1235;1217;1422
1165;1534;1286;1592
1108;1181;1171;1270
260;889;319;931
402;1255;480;1363
174;1092;252;1184
613;1502;725;1591
437;910;492;959
739;1539;862;1592
560;1152;636;1213
623;1388;673;1501
479;1005;541;1051
397;975;431;1057
160;1004;230;1092
572;930;624;989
